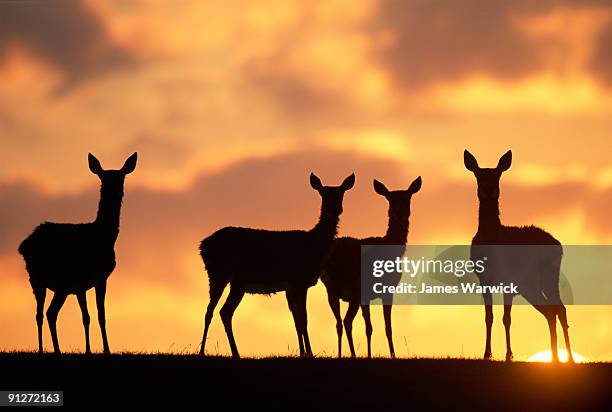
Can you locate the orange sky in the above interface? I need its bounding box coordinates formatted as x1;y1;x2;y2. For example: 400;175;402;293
1;0;612;360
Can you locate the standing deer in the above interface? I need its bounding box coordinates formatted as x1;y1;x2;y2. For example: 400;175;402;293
18;152;137;354
464;149;573;362
199;173;355;358
322;177;421;358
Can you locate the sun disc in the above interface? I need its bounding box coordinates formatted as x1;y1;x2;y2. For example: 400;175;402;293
527;349;586;363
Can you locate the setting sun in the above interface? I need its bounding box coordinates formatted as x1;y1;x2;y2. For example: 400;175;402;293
528;349;587;363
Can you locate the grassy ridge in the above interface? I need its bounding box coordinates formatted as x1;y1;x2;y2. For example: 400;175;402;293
0;353;610;410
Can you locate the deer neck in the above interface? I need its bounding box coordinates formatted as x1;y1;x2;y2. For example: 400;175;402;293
94;184;124;242
384;215;409;245
311;207;340;244
477;197;501;238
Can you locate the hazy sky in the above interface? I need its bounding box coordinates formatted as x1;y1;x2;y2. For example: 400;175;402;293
1;0;611;359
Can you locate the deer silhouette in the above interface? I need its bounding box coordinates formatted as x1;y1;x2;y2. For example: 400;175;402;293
464;149;573;362
198;173;355;358
322;177;421;358
18;153;137;354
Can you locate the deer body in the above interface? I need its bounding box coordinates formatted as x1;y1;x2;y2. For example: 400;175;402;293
202;226;336;295
18;153;137;354
20;223;117;293
465;150;573;362
322;177;421;358
199;173;354;358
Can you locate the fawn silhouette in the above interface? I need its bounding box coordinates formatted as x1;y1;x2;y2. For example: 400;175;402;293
199;173;355;358
322;177;422;358
464;150;573;362
18;153;137;354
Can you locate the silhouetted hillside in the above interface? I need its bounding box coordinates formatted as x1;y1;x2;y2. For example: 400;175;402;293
0;354;610;410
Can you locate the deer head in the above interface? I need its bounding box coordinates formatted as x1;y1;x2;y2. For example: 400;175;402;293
89;152;138;190
373;176;422;222
310;173;355;217
464;150;511;202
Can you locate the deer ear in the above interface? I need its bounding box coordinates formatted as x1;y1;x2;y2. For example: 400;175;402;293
373;179;389;197
497;150;512;172
121;152;138;175
310;173;323;191
464;150;479;173
408;176;422;194
341;173;355;191
88;153;103;175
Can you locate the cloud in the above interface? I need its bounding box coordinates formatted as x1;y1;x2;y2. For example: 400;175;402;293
244;59;346;121
582;186;612;237
239;0;612;116
117;134;193;168
591;21;612;86
371;0;610;89
0;0;134;93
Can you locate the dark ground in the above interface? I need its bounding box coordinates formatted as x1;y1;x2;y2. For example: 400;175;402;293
0;353;610;410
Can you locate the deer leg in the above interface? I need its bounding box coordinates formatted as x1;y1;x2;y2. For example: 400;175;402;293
286;290;305;356
483;292;493;360
545;306;559;363
200;280;227;355
545;282;574;364
521;289;561;362
46;292;67;354
33;287;46;353
327;291;343;357
523;291;561;363
95;281;110;355
220;284;245;359
534;305;559;362
525;289;560;362
297;288;312;356
503;294;513;362
557;304;574;363
361;304;372;358
76;292;91;354
343;301;359;357
383;301;395;358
